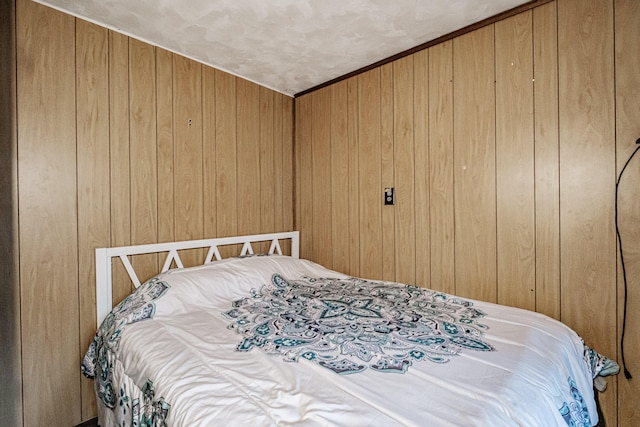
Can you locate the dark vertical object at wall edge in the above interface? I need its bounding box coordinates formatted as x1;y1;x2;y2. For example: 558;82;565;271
0;0;22;425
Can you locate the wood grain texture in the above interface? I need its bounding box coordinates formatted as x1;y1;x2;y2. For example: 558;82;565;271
13;4;294;422
214;71;238;257
495;11;536;311
358;69;383;280
532;1;560;320
291;1;636;424
108;31;133;305
452;26;497;303
393;56;416;285
173;55;204;266
16;0;80;425
296;95;313;259
330;81;350;272
202;67;217;239
281;95;294;238
347;77;361;277
614;0;640;423
311;88;332;267
427;41;455;295
76;20;110;419
413;49;430;289
12;0;640;423
237;79;261;238
129;39;159;283
260;87;276;253
380;63;395;281
156;49;175;251
558;0;617;423
273;93;284;234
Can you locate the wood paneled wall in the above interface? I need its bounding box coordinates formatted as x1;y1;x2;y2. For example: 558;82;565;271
295;0;640;425
7;0;640;425
12;0;293;425
614;1;640;425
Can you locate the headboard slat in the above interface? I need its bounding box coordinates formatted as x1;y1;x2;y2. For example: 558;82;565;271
269;239;283;255
240;242;254;256
119;254;142;288
161;249;184;273
204;245;222;263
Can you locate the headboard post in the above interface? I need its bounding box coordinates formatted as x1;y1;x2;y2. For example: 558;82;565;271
95;247;113;328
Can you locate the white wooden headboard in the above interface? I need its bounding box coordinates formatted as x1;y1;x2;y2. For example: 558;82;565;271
95;231;300;327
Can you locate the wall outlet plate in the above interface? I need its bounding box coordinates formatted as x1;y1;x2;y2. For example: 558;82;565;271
384;187;395;205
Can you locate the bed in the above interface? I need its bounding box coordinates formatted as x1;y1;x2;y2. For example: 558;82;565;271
82;231;619;426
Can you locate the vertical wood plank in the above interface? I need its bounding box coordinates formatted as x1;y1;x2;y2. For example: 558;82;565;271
156;49;174;252
202;66;217;239
214;71;237;256
108;31;132;306
394;56;416;285
273;93;284;232
106;36;136;393
558;0;617;424
16;0;80;424
615;0;640;423
282;95;294;254
533;1;560;320
173;55;203;266
559;0;617;339
413;50;430;289
453;26;497;303
276;95;297;254
296;94;313;259
331;81;350;273
237;79;261;238
428;41;455;295
380;63;395;281
273;93;294;255
311;88;332;267
129;39;158;282
358;69;383;280
347;77;361;277
260;86;275;252
76;19;110;420
495;11;536;311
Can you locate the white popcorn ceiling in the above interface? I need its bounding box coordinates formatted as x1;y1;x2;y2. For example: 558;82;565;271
35;0;529;96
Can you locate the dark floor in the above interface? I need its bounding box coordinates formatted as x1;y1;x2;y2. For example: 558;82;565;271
74;418;98;427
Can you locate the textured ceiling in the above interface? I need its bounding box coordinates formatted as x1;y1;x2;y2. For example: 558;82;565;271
35;0;529;96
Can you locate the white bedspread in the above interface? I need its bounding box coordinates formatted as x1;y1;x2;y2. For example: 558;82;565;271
84;255;610;426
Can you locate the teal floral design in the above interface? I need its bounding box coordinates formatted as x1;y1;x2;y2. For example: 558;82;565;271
583;345;619;378
117;380;170;427
133;381;170;427
82;277;170;409
559;377;591;427
225;275;495;374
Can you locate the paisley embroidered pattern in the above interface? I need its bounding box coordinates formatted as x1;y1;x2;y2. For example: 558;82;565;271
559;377;592;427
583;344;620;378
116;380;170;427
82;277;170;409
225;275;495;374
